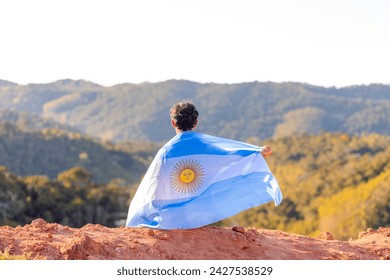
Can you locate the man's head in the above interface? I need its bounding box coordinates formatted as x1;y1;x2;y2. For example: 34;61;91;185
169;101;199;132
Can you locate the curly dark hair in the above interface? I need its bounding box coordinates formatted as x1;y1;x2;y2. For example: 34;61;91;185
169;101;199;131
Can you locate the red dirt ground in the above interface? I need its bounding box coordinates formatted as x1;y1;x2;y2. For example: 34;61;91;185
1;219;389;260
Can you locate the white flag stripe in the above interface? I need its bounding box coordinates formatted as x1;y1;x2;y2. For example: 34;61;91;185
155;153;270;200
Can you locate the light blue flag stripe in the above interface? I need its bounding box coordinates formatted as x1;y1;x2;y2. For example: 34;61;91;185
164;132;260;158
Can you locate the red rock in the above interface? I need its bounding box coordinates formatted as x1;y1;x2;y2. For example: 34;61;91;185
317;232;334;240
31;218;47;228
232;226;245;233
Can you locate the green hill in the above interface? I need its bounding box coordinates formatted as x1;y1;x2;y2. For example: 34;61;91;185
0;122;154;184
219;132;390;240
0;79;389;142
0;165;133;227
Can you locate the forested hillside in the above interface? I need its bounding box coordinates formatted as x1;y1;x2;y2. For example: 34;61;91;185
1;131;388;240
0;122;155;183
219;133;390;240
0;165;133;227
0;79;389;142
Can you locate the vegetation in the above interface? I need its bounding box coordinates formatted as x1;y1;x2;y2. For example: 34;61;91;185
0;165;135;227
0;122;155;183
0;251;29;260
219;132;390;240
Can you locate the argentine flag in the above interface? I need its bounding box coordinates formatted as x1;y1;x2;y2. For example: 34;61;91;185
126;131;282;229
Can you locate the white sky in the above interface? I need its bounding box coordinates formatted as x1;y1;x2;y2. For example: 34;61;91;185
0;0;389;87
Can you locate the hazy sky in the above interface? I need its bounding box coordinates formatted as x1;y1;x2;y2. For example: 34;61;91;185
1;0;389;87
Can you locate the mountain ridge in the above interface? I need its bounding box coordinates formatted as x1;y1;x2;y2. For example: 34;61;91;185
1;79;389;142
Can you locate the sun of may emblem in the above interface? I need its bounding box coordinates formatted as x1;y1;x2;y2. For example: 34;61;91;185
170;159;205;194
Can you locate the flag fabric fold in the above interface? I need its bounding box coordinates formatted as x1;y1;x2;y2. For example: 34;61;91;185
126;131;282;229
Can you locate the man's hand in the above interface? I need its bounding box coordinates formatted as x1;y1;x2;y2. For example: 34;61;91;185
261;145;272;157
